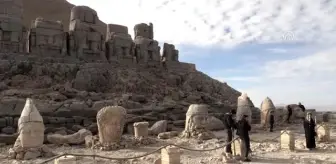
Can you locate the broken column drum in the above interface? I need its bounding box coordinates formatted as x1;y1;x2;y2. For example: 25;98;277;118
68;6;105;62
133;122;149;138
97;106;127;146
27;17;67;56
106;24;134;62
0;0;26;53
133;23;161;63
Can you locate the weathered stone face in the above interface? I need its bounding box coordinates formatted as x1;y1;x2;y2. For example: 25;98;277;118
134;23;153;39
106;24;133;62
18;98;44;148
162;43;179;62
260;97;276;127
27;17;67;56
181;104;214;140
97;106;126;145
68;6;105;62
236;93;252;124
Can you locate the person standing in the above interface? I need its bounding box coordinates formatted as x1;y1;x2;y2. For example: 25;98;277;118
286;105;292;123
237;115;251;162
304;112;316;150
298;102;306;112
223;109;237;155
269;111;275;132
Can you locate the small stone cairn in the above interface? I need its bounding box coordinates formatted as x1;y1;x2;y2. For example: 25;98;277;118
8;98;54;160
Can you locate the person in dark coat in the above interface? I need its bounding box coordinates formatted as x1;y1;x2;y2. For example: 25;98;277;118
223;109;237;154
269;111;275;132
303;112;316;150
237;115;251;162
286;105;292;123
298;102;306;112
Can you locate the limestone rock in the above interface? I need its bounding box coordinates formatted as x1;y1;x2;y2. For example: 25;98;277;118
149;120;168;135
207;116;225;131
260;97;276;127
47;129;92;145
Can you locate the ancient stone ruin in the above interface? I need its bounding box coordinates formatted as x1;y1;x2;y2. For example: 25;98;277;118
260;97;276;128
8;98;53;160
0;0;26;53
180;104;215;140
236;93;252;124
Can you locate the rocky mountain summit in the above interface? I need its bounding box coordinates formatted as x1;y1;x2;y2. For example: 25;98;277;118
0;0;241;140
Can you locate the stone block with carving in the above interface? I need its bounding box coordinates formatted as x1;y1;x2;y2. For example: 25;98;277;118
133;121;149;138
27;17;67;56
97;106;126;146
106;24;134;63
280;130;295;151
68;6;105;62
316;124;330;142
133;23;161;63
162;43;179;62
0;0;26;53
161;146;181;164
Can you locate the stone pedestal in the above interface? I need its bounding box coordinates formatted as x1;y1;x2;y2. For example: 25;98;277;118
161;146;180;164
133;122;149;138
231;139;242;156
54;155;77;164
317;124;330;142
280;130;295;151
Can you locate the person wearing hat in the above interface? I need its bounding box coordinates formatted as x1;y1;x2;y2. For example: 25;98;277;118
223;109;237;155
303;112;316;150
237;114;251;162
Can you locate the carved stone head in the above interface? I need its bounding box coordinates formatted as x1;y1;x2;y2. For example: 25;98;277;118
97;106;127;145
70;6;99;24
18;98;44;148
185;104;209;132
134;23;153;39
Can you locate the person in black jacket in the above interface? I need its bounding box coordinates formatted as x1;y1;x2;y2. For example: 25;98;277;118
237;115;251;162
286;105;292;123
223;109;237;155
303;112;316;150
298;102;306;112
269;111;275;132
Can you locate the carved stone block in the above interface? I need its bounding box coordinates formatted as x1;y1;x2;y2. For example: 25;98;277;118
280;130;295;151
231;139;242;156
161;146;180;164
317;124;330;142
106;24;133;62
133;121;149;138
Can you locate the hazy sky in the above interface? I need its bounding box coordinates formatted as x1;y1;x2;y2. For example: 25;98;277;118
68;0;336;110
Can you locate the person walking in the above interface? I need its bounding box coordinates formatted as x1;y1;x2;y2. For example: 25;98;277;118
237;115;251;162
286;105;292;123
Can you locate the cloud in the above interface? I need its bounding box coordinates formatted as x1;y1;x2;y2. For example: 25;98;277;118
67;0;336;47
225;48;336;108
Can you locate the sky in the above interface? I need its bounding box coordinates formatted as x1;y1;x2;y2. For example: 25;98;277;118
68;0;336;110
